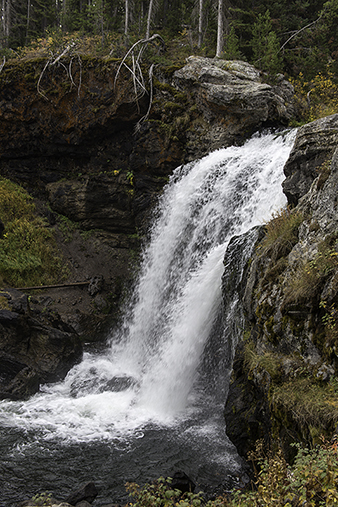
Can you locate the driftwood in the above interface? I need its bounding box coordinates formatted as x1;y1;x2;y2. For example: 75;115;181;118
14;281;90;291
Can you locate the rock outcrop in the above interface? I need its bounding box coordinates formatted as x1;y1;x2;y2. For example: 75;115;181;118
172;57;295;153
0;288;82;399
224;113;338;460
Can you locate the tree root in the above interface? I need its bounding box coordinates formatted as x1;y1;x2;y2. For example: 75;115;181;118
113;34;165;122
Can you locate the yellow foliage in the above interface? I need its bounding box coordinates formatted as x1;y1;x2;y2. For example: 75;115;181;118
290;70;338;122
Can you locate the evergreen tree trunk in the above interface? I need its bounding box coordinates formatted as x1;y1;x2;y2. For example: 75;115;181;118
146;0;154;38
216;0;223;57
1;0;10;46
125;0;129;35
198;0;203;48
25;0;30;45
62;0;67;31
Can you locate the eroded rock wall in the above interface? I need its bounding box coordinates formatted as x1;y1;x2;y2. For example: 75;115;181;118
224;114;338;461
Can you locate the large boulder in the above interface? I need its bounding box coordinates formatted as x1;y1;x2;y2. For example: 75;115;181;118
172;56;295;151
0;289;82;400
283;113;338;206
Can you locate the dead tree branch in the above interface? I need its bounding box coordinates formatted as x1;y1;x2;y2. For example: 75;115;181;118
37;41;81;100
0;56;6;73
279;13;323;53
113;34;165;125
135;63;155;131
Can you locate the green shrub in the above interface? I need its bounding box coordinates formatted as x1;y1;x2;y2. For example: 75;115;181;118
126;477;203;507
125;441;338;506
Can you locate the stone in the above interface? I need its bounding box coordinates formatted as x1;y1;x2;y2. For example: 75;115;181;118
173;56;295;137
0;288;28;314
88;275;105;297
64;482;98;506
47;176;135;234
171;471;196;493
0;291;83;400
283;113;338;206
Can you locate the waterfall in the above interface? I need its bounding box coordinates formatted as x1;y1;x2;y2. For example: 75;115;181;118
0;130;296;504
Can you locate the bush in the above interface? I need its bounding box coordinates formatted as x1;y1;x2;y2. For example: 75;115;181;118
125;441;338;507
290;71;338;123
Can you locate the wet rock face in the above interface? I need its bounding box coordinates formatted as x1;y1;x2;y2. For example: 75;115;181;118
224;114;338;460
0;289;82;400
283;114;338;206
46;175;135;234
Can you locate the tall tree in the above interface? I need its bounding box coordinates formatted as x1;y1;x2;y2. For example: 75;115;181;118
198;0;203;47
252;9;281;73
1;0;11;46
215;0;223;56
125;0;129;35
146;0;154;38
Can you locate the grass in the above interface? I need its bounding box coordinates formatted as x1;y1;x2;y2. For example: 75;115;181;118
243;341;283;382
272;377;338;429
284;238;338;306
259;207;304;262
0;177;65;287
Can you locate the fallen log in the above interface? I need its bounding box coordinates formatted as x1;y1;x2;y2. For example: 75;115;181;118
12;281;90;291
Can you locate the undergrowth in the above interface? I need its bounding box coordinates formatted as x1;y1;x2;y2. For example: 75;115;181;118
123;440;338;507
284;238;338;305
0;177;64;287
290;70;338;124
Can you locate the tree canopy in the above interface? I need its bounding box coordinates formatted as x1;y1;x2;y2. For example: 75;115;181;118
1;0;338;80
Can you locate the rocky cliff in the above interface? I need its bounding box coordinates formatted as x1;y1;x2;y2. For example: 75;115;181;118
224;113;338;461
0;53;295;399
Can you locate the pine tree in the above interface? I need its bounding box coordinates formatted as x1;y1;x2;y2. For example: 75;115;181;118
252;9;281;73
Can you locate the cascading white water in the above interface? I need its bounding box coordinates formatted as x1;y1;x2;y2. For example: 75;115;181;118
0;130;296;504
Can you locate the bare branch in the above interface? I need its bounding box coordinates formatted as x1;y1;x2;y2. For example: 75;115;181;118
51;43;73;65
69;57;76;90
279;13;323;52
77;55;82;98
136;63;155;131
113;34;165;90
37;59;51;100
0;56;6;73
36;41;81;100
